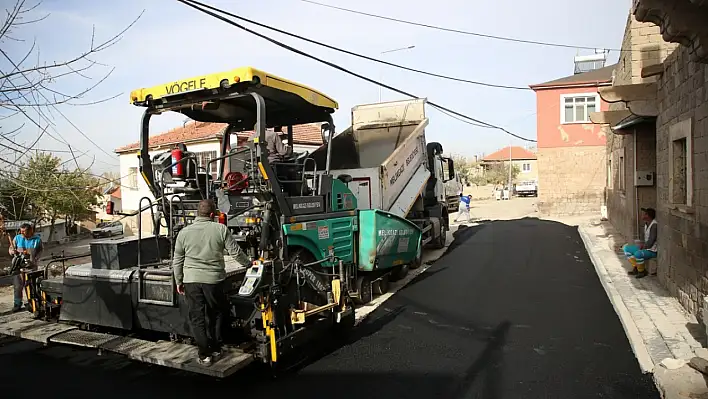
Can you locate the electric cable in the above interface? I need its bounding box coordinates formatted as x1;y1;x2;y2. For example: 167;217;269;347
178;1;530;91
178;0;536;142
300;0;627;53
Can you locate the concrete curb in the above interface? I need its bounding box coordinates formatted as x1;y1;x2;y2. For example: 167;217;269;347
353;227;460;325
578;225;655;374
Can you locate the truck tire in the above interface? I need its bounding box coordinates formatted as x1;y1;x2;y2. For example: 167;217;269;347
374;274;390;295
390;264;409;281
433;223;446;249
354;275;373;305
409;248;423;269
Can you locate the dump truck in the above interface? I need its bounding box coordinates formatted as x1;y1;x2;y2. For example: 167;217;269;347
306;99;456;302
0;66;453;378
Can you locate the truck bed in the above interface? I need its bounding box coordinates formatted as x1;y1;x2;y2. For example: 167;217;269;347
310;99;429;216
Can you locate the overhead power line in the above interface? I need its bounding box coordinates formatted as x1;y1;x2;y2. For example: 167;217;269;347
177;2;529;91
300;0;624;53
177;0;536;142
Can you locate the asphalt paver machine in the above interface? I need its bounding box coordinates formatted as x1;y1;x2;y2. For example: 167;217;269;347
0;67;424;378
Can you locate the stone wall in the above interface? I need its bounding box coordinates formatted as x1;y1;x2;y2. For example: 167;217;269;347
654;45;708;319
606;13;677;241
536;146;606;216
636;130;658;215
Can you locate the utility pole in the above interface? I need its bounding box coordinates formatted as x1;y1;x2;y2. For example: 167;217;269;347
379;45;415;102
507;143;513;200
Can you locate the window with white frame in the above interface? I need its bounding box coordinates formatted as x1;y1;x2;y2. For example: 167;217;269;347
561;94;599;124
521;163;531;172
127;167;138;190
669;118;693;207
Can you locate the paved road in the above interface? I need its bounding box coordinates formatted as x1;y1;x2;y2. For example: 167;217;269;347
0;218;658;398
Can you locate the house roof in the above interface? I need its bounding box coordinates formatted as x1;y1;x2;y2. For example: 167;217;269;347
529;64;617;89
110;187;121;200
115;122;324;153
4;219;66;231
482;146;537;162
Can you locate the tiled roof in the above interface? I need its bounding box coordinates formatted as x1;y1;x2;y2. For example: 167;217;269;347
529;64;617;89
115;122;324;153
482;146;537;162
111;187;121;200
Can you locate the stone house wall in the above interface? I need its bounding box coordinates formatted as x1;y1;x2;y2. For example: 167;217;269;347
654;45;708;319
606;13;679;240
536;146;606;216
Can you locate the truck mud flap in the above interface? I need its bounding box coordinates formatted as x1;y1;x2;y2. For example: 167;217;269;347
0;312;254;378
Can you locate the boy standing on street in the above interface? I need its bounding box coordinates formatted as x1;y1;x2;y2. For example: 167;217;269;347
454;194;472;223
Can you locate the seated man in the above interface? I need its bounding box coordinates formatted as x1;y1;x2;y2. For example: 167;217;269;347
622;207;658;279
249;126;304;195
249;126;293;163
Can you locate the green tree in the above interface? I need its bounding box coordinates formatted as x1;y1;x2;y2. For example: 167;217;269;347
484;162;520;185
450;154;481;186
11;153;100;241
0;177;34;221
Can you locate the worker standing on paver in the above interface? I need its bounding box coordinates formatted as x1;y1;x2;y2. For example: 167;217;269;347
8;223;43;312
622;207;658;279
172;199;251;366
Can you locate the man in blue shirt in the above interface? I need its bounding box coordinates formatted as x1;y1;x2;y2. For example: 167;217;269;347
8;223;43;312
454;194;472;223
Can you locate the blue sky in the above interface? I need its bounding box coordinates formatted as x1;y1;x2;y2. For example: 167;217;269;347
2;0;632;173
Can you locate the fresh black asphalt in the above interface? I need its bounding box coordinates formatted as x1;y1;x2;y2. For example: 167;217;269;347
0;218;659;398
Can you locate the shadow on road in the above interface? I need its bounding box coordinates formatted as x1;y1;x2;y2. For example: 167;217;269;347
432;220;490;263
445;320;512;399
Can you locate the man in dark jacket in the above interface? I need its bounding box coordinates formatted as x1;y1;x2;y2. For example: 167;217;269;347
172;199;250;365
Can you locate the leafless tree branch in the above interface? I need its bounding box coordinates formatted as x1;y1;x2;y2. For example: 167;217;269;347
0;0;141;177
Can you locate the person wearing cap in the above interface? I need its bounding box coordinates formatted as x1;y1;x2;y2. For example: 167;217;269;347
622;207;658;279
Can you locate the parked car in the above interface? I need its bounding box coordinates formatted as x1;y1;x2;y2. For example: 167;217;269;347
515;180;538;197
91;221;124;238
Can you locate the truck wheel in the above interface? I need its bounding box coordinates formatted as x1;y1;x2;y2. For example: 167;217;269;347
410;249;423;270
354;276;373;305
433;224;447;249
374;275;390;295
390;264;409;281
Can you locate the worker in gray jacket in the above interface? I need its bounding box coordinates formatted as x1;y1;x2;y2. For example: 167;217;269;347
172;199;251;366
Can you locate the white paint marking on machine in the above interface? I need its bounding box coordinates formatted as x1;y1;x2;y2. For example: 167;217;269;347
397;237;409;253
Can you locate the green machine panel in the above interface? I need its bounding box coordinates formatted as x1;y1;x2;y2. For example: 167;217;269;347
358;209;422;272
283;216;357;267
